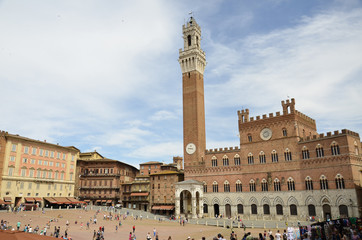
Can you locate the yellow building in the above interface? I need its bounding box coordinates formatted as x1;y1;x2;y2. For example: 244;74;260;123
0;130;79;207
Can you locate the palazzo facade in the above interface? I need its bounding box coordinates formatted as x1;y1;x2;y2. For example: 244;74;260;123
175;17;362;220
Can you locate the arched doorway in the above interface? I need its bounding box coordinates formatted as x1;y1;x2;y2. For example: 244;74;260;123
339;205;348;218
323;204;332;220
180;190;192;217
237;204;243;214
225;204;231;218
308;204;316;216
214;204;220;217
276;204;283;215
203;204;208;214
251;204;257;214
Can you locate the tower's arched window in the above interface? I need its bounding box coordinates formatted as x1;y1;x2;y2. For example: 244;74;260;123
187;35;191;46
354;141;359;155
223;155;229;166
335;174;345;189
261;179;268;191
274;178;281;191
247;153;254;164
302;146;310;159
282;128;288;137
320;175;328;190
305;176;313;190
196;36;199;47
211;156;218;167
247;134;252;142
284;148;292;161
271;150;278;163
316;144;324;158
224;180;230;192
212;181;219;192
331;142;340;156
287;177;295;191
249;179;256;192
234;154;241;165
203;181;207;193
236;180;242;192
259;151;266;164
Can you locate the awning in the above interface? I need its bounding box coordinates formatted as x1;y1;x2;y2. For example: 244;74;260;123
44;197;57;204
106;200;112;203
0;199;6;204
34;197;43;202
152;205;175;210
66;197;81;204
24;197;35;203
84;200;90;202
3;197;12;202
96;200;101;202
101;200;107;203
130;192;149;197
53;197;72;204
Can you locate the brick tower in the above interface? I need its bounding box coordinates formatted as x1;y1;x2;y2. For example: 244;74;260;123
178;17;206;172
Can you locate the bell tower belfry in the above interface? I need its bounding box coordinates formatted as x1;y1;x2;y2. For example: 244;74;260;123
178;17;206;172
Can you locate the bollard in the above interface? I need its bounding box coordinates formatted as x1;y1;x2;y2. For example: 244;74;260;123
252;222;254;229
217;220;219;227
59;206;61;210
238;222;240;228
67;206;69;210
197;220;198;224
276;223;278;228
75;206;77;210
206;221;208;226
224;221;226;228
51;206;53;210
31;207;33;212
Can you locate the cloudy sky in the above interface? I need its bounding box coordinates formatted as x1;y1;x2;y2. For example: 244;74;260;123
1;0;361;168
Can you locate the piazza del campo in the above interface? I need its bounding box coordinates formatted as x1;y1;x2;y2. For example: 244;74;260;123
0;4;361;240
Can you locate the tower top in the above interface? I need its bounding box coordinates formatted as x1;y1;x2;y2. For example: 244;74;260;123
179;17;206;74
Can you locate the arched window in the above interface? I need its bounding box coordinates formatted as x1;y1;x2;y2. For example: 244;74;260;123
247;134;252;142
354;141;359;155
259;151;266;164
335;174;345;189
305;176;313;190
282;128;288;137
223;155;229;166
224;181;230;192
237;204;244;214
274;178;281;191
331;142;340;156
203;182;207;193
276;204;283;215
339;205;348;218
261;179;268;191
203;204;208;213
249;179;256;192
271;150;278;163
263;204;270;215
302;146;310;159
251;204;257;214
308;204;316;216
247;153;254;164
320;175;328;190
234;154;241;165
316;144;324;158
284;148;292;161
290;204;298;215
287;177;295;191
187;35;191;46
211;156;218;167
213;181;218;192
236;180;242;192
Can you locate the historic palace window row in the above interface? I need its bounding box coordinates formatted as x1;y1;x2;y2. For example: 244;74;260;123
11;144;74;161
210;142;341;166
7;167;71;180
203;203;349;218
202;174;345;193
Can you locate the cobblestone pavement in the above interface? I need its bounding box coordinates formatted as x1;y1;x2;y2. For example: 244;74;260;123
0;207;311;240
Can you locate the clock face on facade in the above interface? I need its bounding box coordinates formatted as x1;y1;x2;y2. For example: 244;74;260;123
260;128;272;141
186;143;196;154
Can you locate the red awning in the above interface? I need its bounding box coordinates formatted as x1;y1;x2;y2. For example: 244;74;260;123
84;200;90;202
130;192;149;197
106;200;112;203
3;197;12;202
96;200;101;202
44;197;57;204
34;197;43;202
24;197;35;203
152;205;175;210
0;199;6;204
101;200;107;203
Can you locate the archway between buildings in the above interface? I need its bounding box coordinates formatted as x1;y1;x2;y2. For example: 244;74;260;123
175;179;204;219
